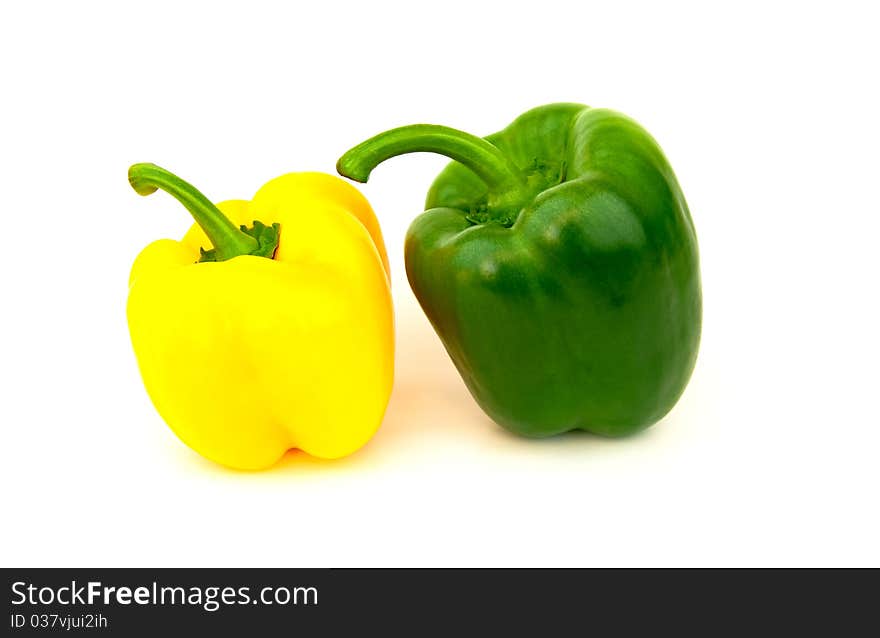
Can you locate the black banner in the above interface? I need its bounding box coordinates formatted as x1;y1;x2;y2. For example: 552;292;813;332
2;568;874;634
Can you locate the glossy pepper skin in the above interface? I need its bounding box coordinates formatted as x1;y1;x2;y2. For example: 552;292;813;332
127;164;393;469
338;103;700;437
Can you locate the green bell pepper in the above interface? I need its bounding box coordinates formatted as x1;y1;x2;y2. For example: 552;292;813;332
338;103;701;437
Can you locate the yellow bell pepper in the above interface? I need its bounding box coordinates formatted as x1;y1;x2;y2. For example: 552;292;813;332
126;163;394;470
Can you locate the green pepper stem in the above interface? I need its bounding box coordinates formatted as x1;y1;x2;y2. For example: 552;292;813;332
337;124;528;218
128;163;258;260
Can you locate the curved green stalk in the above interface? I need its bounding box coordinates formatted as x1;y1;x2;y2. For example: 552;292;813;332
337;124;528;222
128;163;278;262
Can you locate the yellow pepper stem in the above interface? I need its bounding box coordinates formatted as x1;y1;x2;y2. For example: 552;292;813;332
128;163;279;262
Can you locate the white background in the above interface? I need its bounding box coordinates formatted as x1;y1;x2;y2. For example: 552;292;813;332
1;1;878;567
